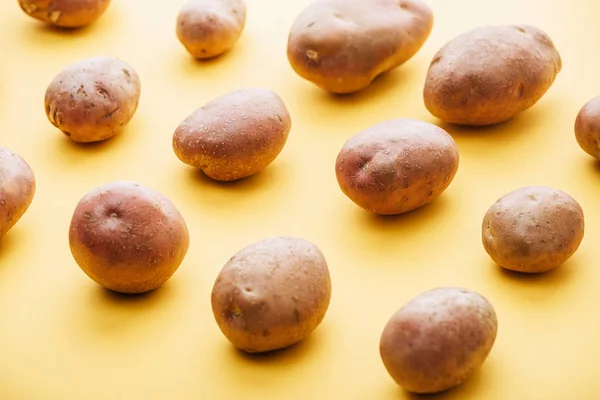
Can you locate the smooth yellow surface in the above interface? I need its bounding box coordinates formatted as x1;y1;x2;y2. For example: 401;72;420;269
0;1;599;399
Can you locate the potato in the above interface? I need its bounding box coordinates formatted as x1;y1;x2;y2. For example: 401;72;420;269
380;287;498;394
173;88;291;181
423;25;562;126
69;181;190;294
176;0;247;59
211;236;331;353
18;0;111;28
0;148;36;237
335;119;459;215
44;57;141;143
574;95;600;159
482;186;584;273
286;0;433;94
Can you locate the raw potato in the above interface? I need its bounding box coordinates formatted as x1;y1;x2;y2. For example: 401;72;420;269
335;119;459;215
0;148;36;237
287;0;434;94
176;0;247;59
574;95;600;159
482;186;584;273
173;88;291;181
18;0;111;28
211;236;332;353
380;287;498;394
69;181;190;294
423;25;562;126
45;57;141;143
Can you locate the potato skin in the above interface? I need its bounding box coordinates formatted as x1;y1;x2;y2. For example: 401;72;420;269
380;287;498;394
423;25;562;126
211;236;332;353
335;119;459;215
173;88;291;181
574;95;600;159
287;0;433;94
44;57;141;143
482;186;584;273
0;148;36;237
69;181;190;294
176;0;247;59
18;0;111;28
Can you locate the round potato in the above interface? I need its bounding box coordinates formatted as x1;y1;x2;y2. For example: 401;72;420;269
176;0;247;59
69;181;190;294
574;95;600;159
45;57;141;143
482;186;584;273
173;87;291;181
380;287;498;394
211;236;332;353
287;0;433;94
18;0;111;28
0;148;36;237
335;119;459;215
423;25;562;126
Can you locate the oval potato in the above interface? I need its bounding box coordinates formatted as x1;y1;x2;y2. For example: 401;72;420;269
574;95;600;159
18;0;111;28
0;148;36;237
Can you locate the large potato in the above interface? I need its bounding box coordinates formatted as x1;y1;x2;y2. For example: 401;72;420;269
45;57;141;143
482;186;584;273
0;148;36;237
18;0;111;28
173;88;291;181
176;0;247;59
335;119;459;215
211;236;332;353
287;0;433;94
380;287;498;394
423;25;562;126
69;181;190;294
574;95;600;159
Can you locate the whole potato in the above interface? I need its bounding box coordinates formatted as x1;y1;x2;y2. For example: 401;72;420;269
176;0;247;59
482;186;584;273
0;148;36;237
335;119;459;215
45;57;141;143
423;25;562;126
18;0;111;28
287;0;433;94
380;287;498;394
211;236;332;353
69;181;190;294
173;88;291;181
574;95;600;159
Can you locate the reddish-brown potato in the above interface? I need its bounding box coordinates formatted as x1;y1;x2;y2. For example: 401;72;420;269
18;0;111;28
211;236;332;353
0;148;36;237
335;119;459;215
575;95;600;159
69;181;190;294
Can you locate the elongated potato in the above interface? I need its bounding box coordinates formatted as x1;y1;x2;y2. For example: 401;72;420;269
18;0;111;28
424;25;562;126
0;148;36;237
287;0;434;94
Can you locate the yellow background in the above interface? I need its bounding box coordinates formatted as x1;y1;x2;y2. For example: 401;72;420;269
0;0;598;399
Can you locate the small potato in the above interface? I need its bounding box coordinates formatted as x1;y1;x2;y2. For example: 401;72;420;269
45;57;141;143
176;0;247;59
173;88;291;181
287;0;433;94
0;148;36;237
424;25;562;126
380;287;498;394
574;95;600;159
335;119;459;215
211;236;332;353
69;181;190;294
18;0;111;28
482;186;584;273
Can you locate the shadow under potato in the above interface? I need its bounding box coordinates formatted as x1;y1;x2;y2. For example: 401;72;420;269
186;163;283;192
493;259;576;286
231;332;319;366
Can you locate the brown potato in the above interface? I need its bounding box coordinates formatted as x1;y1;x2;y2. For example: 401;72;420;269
18;0;111;28
482;186;584;273
575;95;600;159
335;119;459;215
380;287;498;394
173;88;291;181
45;57;141;143
211;236;332;353
0;148;36;237
176;0;247;59
287;0;433;94
423;25;562;126
69;181;190;294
